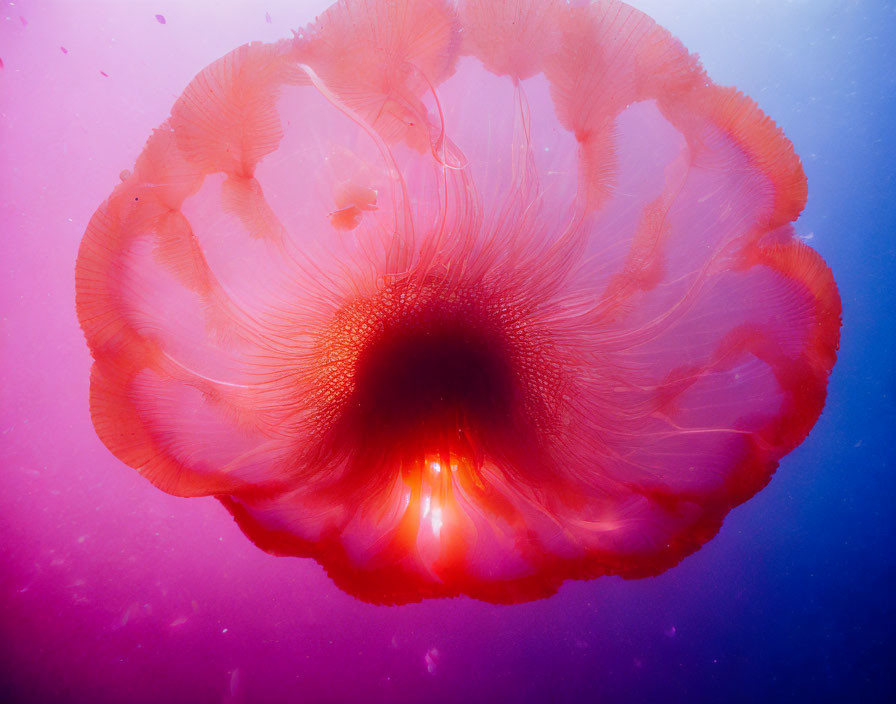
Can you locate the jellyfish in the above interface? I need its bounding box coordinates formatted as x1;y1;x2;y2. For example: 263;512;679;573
76;0;841;604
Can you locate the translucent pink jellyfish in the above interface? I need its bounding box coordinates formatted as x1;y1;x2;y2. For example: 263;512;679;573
76;0;841;603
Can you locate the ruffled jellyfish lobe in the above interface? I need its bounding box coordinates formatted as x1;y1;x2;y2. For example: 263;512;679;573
76;0;840;604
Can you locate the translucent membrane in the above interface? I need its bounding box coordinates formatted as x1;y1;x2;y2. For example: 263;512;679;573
76;0;841;603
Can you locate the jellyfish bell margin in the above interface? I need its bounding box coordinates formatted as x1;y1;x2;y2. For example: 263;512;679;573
75;0;841;605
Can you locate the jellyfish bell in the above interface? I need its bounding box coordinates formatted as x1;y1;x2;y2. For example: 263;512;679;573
76;0;841;604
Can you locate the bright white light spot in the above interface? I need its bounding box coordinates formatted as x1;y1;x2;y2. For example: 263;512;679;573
431;507;443;536
430;461;441;473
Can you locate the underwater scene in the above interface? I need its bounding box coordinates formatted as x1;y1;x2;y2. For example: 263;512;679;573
1;1;893;702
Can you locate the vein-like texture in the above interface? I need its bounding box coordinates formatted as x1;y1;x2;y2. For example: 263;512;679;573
76;0;841;604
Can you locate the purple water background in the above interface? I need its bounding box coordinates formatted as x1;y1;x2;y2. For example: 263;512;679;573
2;2;893;702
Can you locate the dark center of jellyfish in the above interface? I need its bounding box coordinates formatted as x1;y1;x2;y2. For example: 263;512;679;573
308;279;543;474
311;278;567;484
348;309;517;458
